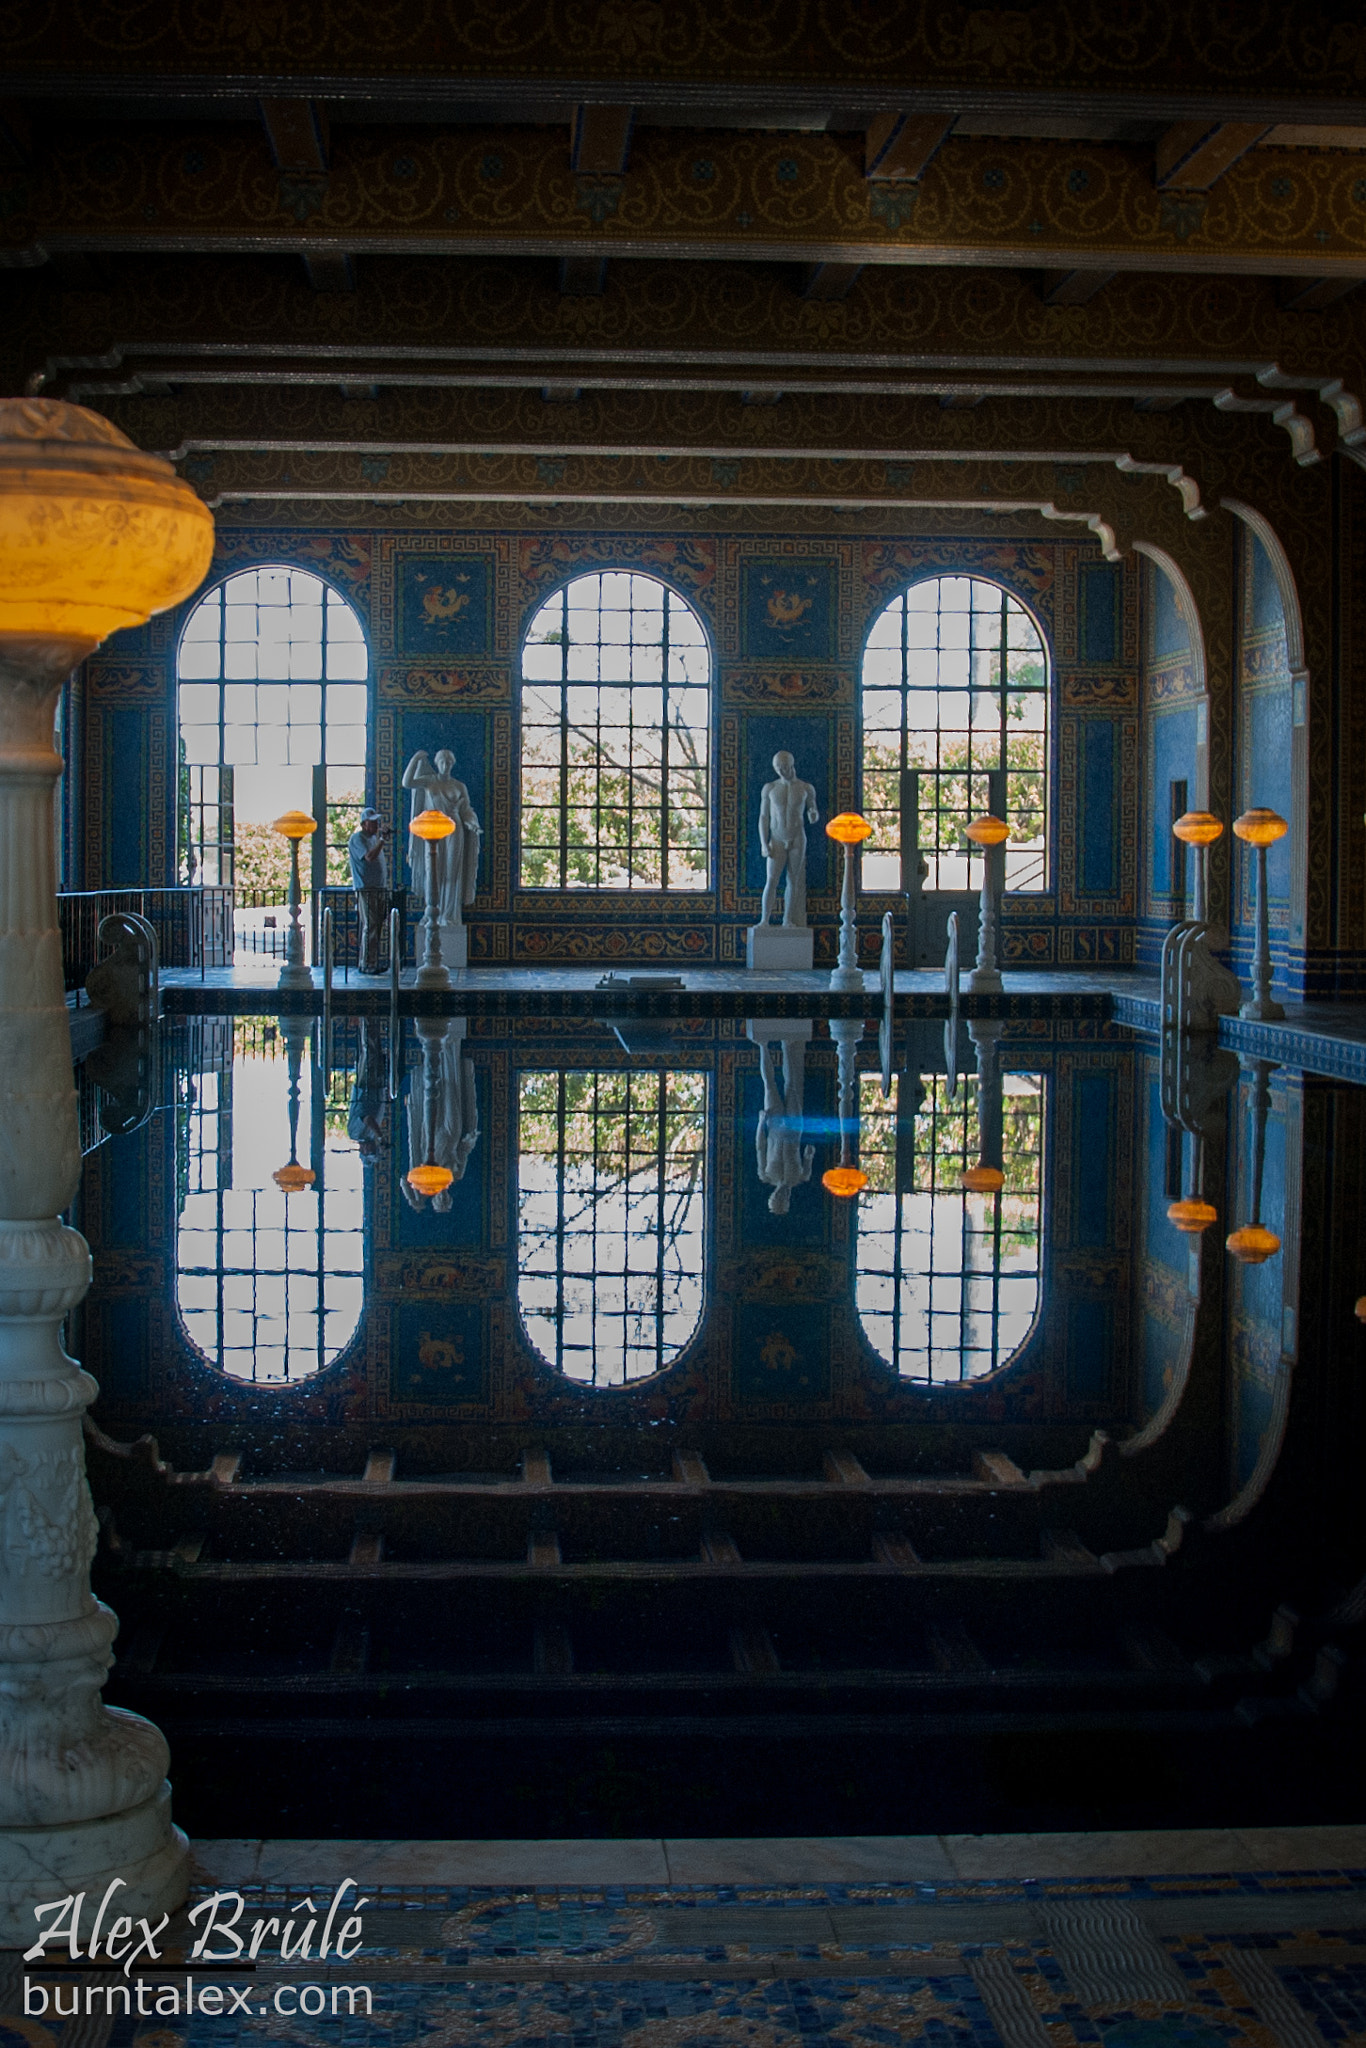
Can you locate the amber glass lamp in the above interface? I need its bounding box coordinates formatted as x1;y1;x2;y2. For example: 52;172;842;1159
823;812;871;992
1232;807;1288;1022
1226;1223;1281;1265
1167;1197;1217;1235
407;1161;455;1198
1171;810;1222;926
964;813;1009;848
822;1164;868;1198
963;813;1009;993
963;1164;1006;1194
272;809;317;990
1355;1296;1366;1324
272;1160;316;1194
410;806;458;988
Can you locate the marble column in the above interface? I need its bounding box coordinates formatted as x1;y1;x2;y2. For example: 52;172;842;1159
0;639;187;1938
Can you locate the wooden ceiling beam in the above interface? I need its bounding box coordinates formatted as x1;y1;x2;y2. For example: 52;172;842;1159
9;126;1366;284
864;112;955;181
1154;120;1271;190
569;103;633;176
259;98;330;176
1037;269;1116;306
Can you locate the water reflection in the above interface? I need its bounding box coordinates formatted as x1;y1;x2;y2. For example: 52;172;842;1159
517;1068;706;1385
175;1016;365;1383
402;1019;479;1211
857;1066;1043;1381
752;1023;815;1215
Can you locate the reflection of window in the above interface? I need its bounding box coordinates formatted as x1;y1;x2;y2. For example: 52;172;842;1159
517;1069;706;1385
856;1071;1043;1382
177;567;369;888
175;1019;364;1384
861;576;1048;893
519;571;710;889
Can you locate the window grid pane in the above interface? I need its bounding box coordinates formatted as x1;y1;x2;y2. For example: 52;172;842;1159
861;577;1048;893
855;1071;1043;1383
518;573;710;890
176;568;370;890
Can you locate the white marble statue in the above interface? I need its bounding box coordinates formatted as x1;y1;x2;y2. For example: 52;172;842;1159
758;751;820;928
403;1019;479;1213
403;748;482;969
755;1034;815;1215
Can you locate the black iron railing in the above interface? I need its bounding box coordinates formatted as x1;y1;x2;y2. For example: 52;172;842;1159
58;888;233;992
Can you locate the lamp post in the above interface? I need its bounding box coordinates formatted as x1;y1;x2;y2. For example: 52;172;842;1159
272;1014;316;1196
272;808;316;990
1172;809;1223;925
411;806;458;989
1226;1058;1281;1265
1233;808;1288;1022
822;1014;868;1197
0;399;212;1936
964;812;1009;994
406;1018;457;1200
825;811;872;992
962;1019;1006;1194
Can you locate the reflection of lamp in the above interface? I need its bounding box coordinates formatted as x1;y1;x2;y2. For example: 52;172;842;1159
272;1014;316;1193
964;812;1009;993
1168;1197;1218;1235
1226;1057;1281;1265
273;808;317;991
963;1020;1006;1195
0;398;213;1937
410;806;457;990
822;1015;869;1196
406;1016;457;1198
826;812;872;992
1233;808;1288;1023
1355;1296;1366;1324
1173;810;1222;924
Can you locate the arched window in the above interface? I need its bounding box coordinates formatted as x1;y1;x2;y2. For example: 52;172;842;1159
176;566;369;889
517;1067;706;1385
861;576;1048;893
519;571;710;889
856;1070;1043;1382
175;1018;365;1385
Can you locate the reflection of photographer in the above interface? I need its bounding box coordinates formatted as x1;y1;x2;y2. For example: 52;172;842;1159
348;809;391;974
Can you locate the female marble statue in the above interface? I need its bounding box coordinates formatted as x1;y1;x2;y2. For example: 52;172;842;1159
402;748;482;959
402;1019;480;1213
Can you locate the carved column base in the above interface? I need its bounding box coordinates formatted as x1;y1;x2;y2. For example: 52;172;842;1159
0;1780;188;1945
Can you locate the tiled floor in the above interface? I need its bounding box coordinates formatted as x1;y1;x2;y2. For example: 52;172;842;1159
11;1831;1365;2044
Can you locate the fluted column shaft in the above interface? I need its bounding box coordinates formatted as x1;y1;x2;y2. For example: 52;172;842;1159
0;640;186;1941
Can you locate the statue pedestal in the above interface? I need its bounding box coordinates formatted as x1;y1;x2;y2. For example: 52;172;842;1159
747;925;813;972
746;1017;814;1046
437;924;467;971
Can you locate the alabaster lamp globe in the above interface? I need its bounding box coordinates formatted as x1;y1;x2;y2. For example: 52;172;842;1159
273;1160;316;1194
825;811;873;846
407;1162;455;1198
411;807;457;843
822;1164;869;1198
1356;1296;1366;1324
964;813;1010;849
0;397;214;661
1173;811;1223;847
273;808;318;841
1226;1223;1281;1265
963;1163;1006;1194
1167;1197;1218;1234
1233;808;1289;850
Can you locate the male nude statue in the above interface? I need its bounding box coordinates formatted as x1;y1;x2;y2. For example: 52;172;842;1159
755;1036;815;1216
758;751;820;928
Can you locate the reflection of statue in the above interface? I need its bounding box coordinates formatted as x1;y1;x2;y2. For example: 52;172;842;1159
402;748;482;966
755;1034;815;1216
402;1019;479;1214
347;1017;389;1165
758;751;819;928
